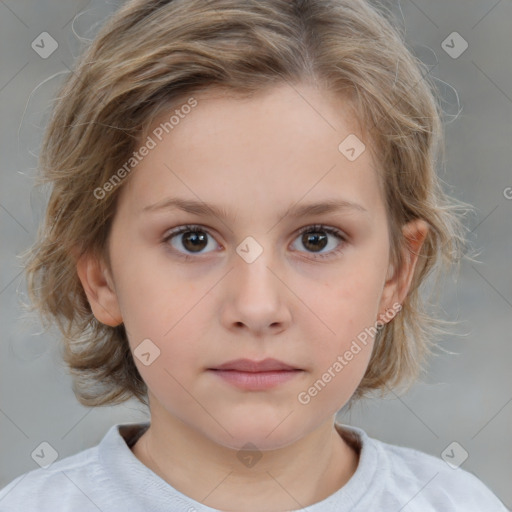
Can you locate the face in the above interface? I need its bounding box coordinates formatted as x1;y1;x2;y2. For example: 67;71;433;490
78;82;427;451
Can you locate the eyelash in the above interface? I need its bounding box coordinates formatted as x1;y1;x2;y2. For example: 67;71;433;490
162;224;347;261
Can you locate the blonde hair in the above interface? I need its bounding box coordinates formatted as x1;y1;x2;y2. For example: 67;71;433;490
24;0;471;408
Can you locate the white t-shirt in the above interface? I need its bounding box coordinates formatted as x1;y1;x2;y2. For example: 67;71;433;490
0;421;507;511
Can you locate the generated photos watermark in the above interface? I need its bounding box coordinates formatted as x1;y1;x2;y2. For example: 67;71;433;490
297;302;402;405
93;97;198;200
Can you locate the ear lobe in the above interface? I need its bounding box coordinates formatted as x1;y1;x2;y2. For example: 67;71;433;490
76;251;123;327
378;219;429;321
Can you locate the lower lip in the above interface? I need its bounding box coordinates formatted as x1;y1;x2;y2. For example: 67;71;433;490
209;369;303;390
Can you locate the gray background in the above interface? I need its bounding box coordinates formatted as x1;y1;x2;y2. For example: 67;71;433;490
0;0;511;509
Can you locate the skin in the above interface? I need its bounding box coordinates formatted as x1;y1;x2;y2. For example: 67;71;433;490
77;82;428;511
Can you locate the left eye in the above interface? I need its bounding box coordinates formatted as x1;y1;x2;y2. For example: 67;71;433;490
291;224;346;258
162;224;346;259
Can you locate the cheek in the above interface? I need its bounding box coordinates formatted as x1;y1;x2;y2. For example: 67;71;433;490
300;263;383;395
113;249;203;335
297;290;376;413
315;266;383;340
118;265;212;373
297;341;373;415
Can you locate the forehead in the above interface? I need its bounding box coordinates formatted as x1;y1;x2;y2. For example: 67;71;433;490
118;82;385;224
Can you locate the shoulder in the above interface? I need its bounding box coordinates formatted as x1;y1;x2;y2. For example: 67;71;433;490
338;424;507;511
0;444;107;512
0;425;128;512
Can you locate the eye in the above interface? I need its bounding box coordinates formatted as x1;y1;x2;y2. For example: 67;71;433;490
162;224;219;258
291;224;347;259
162;223;347;261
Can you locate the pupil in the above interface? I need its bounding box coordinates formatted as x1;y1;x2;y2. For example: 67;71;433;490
303;231;327;252
183;231;207;252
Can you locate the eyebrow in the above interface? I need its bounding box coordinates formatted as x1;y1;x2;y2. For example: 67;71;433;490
143;196;369;220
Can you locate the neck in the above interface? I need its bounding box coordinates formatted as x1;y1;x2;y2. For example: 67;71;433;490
131;411;359;511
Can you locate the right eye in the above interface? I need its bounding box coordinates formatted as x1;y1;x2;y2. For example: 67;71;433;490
162;224;220;258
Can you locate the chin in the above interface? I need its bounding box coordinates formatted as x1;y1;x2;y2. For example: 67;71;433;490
201;415;309;452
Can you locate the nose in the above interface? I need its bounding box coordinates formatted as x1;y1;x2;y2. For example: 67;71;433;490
219;244;292;336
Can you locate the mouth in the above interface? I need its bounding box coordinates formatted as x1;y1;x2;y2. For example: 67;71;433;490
207;358;304;390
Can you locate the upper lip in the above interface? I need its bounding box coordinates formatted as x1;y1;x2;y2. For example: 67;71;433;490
209;358;300;372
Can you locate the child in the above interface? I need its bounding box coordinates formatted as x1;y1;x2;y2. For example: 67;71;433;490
0;0;507;510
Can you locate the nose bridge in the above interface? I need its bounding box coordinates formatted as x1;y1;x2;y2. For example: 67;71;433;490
233;234;279;294
221;233;292;332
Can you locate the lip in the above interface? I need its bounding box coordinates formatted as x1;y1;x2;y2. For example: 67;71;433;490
210;358;300;372
208;358;304;391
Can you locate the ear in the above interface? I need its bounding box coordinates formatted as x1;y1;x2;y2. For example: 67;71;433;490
378;219;429;322
75;249;123;327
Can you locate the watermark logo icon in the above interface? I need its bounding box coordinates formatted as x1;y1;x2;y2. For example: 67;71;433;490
441;441;469;469
236;236;263;264
134;338;161;366
31;32;58;59
31;441;58;469
236;442;262;468
441;32;468;59
338;134;366;162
